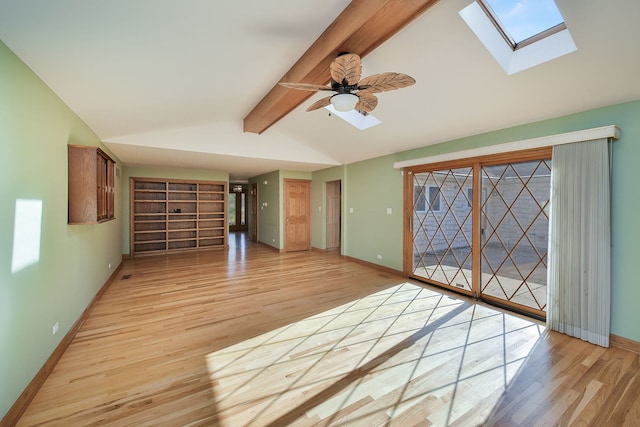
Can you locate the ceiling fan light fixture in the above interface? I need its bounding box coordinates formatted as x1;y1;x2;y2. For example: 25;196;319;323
280;53;415;116
330;93;359;112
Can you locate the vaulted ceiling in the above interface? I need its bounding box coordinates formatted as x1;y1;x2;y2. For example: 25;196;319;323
1;0;639;181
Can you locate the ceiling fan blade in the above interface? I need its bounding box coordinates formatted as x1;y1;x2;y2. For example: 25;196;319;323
279;82;333;91
357;72;416;93
306;96;332;112
355;90;378;112
330;53;362;86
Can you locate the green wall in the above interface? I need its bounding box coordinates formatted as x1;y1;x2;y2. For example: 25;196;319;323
339;99;640;342
250;170;281;249
121;166;228;255
249;170;312;250
1;41;123;420
342;155;405;269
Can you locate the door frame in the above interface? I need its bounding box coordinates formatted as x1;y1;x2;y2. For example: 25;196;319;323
250;182;258;242
325;180;341;251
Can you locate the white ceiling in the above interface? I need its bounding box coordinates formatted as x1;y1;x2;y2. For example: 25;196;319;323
1;0;639;181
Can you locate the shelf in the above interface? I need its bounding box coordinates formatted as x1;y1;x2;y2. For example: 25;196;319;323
199;239;224;247
169;195;197;201
134;182;166;191
134;216;166;222
169;183;197;192
134;238;166;244
134;242;166;250
169;241;197;250
168;237;197;243
169;231;197;238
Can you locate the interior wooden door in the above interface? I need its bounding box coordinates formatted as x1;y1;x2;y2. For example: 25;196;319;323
284;179;311;252
326;180;341;250
250;182;258;242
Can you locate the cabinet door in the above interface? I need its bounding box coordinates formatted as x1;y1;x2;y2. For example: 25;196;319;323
96;153;107;221
107;160;115;219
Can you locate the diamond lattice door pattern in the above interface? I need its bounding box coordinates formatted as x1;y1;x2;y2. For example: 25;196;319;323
412;167;474;293
480;160;551;312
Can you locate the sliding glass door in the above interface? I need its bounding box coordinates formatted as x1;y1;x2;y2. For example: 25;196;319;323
480;160;551;315
406;150;551;318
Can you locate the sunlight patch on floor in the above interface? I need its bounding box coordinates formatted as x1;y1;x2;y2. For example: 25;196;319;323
206;282;545;426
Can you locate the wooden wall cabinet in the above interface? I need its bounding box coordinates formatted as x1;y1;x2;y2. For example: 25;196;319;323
68;145;116;224
130;178;228;255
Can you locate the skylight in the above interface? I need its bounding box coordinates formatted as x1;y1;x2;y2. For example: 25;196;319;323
460;0;576;74
480;0;566;48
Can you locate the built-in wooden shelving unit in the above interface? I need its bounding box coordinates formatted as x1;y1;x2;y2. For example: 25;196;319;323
130;178;227;255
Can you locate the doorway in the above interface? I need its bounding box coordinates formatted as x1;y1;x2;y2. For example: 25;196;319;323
326;180;341;251
229;186;247;232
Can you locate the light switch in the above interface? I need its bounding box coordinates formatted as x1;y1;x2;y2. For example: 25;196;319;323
386;208;392;214
349;207;354;213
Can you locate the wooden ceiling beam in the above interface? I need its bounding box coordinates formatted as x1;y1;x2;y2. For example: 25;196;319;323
243;0;441;134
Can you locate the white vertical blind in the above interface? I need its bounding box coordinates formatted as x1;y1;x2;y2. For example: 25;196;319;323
547;138;611;347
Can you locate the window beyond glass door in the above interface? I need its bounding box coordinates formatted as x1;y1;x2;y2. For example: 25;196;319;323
412;167;474;293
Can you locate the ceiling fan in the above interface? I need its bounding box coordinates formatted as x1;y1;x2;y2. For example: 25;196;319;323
279;53;416;114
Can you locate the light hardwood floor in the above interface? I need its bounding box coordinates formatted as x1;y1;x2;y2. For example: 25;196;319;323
16;233;640;426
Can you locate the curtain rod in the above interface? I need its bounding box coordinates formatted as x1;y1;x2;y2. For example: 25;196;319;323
393;125;620;169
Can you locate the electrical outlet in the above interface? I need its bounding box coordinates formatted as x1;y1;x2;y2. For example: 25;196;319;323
108;263;112;269
52;322;59;335
386;208;392;214
377;254;383;260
